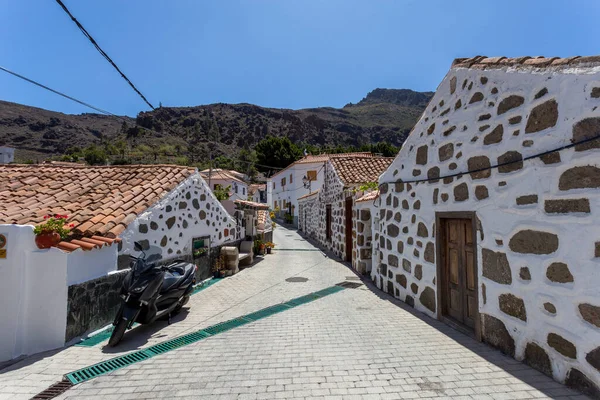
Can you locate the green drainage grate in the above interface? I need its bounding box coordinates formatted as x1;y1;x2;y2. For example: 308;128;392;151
144;330;211;356
66;351;151;384
63;284;347;386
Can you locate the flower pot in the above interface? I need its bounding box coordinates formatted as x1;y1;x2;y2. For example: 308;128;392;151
35;232;61;249
266;247;272;254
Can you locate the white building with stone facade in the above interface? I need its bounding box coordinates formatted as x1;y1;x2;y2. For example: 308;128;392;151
269;153;373;226
298;156;392;263
371;55;600;397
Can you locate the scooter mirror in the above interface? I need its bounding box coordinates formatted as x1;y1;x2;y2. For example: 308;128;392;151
134;241;143;252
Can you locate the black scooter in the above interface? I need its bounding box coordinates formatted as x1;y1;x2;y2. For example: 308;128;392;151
108;242;197;346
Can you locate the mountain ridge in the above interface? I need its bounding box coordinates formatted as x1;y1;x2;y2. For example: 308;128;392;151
0;88;432;163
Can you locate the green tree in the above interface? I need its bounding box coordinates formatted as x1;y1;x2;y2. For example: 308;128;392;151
237;148;258;180
83;145;107;165
213;185;231;201
255;136;302;172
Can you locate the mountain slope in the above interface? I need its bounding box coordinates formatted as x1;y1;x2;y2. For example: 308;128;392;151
0;88;433;162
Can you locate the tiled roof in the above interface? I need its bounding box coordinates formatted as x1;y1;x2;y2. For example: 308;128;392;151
330;157;394;186
452;55;600;70
298;190;319;201
295;152;373;164
271;152;374;178
233;199;269;210
0;164;196;238
356;190;380;203
248;184;266;194
200;170;246;184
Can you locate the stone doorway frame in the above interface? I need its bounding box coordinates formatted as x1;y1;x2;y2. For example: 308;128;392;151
435;211;482;342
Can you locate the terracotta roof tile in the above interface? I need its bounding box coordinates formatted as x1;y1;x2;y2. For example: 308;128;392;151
248;184;266;195
356;190;380;203
329;157;394;186
271;152;374;178
233;199;270;210
452;55;600;70
0;164;195;238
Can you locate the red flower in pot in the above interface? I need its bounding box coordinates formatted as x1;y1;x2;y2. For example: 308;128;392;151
34;214;71;249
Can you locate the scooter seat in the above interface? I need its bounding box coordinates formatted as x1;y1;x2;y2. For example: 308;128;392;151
160;263;195;293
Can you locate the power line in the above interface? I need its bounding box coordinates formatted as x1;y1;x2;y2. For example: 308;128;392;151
0;65;119;117
376;133;600;204
54;0;155;110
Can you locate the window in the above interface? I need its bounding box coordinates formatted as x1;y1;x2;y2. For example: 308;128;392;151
243;187;246;195
290;174;293;184
273;181;276;189
234;184;238;194
281;177;286;186
307;170;317;181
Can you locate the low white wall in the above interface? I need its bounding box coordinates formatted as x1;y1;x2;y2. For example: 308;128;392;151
67;245;118;286
0;224;119;362
0;225;67;362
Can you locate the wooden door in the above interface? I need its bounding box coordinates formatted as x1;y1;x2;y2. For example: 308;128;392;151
345;197;353;262
442;219;477;330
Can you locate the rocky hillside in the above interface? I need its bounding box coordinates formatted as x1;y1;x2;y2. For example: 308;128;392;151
0;88;433;162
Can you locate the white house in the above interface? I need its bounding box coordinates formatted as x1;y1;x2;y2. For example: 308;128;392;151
200;169;249;202
248;184;267;203
269;153;372;226
0;146;15;164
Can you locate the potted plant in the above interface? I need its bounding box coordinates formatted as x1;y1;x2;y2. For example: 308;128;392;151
193;248;208;258
253;239;265;255
33;214;73;249
265;242;275;254
211;255;226;278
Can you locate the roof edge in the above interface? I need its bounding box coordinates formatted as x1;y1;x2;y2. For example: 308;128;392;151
451;55;600;71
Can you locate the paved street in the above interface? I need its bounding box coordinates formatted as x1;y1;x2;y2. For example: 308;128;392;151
0;225;588;399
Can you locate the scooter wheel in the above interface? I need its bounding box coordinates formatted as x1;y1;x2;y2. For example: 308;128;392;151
108;319;128;347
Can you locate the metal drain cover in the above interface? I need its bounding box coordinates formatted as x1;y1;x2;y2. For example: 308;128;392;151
32;379;73;399
286;277;308;282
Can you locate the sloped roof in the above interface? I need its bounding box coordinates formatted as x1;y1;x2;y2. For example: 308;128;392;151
330;157;394;186
200;169;246;184
356;190;379;203
271;152;374;178
298;190;319;201
248;183;266;194
233;199;269;210
451;55;600;70
0;164;196;238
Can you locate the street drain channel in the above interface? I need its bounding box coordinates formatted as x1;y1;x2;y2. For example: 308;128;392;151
285;277;308;282
43;284;348;393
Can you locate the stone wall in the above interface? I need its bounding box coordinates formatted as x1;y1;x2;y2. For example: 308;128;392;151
298;193;320;237
353;200;374;275
374;61;600;393
66;270;128;342
118;172;237;269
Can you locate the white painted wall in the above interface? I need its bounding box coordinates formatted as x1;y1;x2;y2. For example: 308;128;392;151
67;245;118;285
0;225;67;361
119;172;238;259
271;161;326;218
375;62;600;387
0;146;14;164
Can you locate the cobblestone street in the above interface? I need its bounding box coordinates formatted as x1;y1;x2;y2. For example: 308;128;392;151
0;225;588;399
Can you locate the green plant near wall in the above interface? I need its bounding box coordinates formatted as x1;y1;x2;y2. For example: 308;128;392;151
353;181;378;194
213;185;231;201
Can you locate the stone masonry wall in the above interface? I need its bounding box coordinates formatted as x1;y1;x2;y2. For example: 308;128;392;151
375;62;600;394
353;200;374;275
118;172;237;268
298;193;319;237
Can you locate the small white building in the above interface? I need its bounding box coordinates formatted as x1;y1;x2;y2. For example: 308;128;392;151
201;169;249;202
0;146;15;164
269;153;373;226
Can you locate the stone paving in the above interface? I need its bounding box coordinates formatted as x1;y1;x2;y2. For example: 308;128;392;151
0;225;589;399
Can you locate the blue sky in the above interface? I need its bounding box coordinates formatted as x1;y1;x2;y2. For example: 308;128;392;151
1;0;599;117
